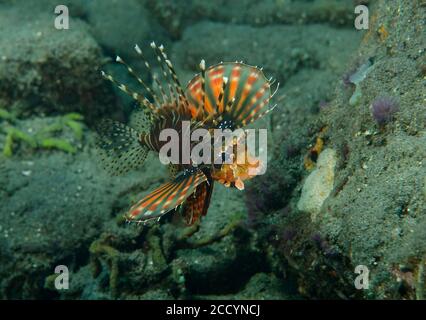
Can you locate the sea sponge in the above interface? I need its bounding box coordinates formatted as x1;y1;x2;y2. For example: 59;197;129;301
297;148;337;221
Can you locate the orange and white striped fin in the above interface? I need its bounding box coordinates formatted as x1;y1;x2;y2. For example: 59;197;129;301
185;62;276;128
126;169;207;223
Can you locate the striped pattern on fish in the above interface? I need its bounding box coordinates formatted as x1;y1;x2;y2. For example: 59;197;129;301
96;42;279;226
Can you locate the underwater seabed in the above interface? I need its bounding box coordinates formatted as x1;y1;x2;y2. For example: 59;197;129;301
0;0;425;300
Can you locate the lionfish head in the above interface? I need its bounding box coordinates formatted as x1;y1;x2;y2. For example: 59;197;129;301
211;131;264;191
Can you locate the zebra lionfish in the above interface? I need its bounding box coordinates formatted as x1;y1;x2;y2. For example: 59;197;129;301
97;42;279;226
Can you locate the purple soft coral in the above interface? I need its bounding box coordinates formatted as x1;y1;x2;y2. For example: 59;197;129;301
371;96;399;126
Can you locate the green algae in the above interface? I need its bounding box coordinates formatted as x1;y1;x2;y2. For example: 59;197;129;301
38;138;77;154
44;274;59;291
0;111;84;157
2;127;37;157
0;108;15;122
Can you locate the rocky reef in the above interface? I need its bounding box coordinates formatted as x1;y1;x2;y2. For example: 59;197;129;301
0;0;424;300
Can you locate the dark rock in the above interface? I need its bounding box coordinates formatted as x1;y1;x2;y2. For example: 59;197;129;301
146;0;355;38
0;6;117;121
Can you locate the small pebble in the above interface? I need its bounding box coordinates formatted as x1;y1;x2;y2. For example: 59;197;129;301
21;170;32;176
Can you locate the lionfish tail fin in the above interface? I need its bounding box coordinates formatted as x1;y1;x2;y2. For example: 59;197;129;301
185;62;278;128
126;169;207;224
95;119;149;175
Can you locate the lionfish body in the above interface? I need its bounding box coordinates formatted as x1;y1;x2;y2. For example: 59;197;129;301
97;43;278;225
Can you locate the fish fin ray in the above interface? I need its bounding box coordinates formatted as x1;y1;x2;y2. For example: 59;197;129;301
182;179;214;225
185;62;273;128
126;169;208;222
95;119;149;175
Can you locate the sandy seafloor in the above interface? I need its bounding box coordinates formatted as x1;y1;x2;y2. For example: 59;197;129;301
0;0;425;299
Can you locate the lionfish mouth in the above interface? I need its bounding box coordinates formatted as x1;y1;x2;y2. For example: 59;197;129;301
96;41;279;225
